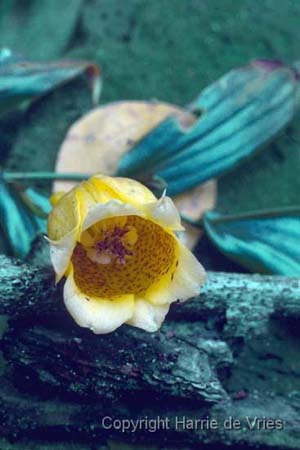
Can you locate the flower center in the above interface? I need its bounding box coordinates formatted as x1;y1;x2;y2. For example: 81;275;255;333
86;224;137;265
71;215;176;298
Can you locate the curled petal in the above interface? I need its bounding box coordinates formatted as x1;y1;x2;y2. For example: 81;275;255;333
47;232;77;282
145;195;184;231
145;241;206;305
127;298;170;332
47;188;82;241
47;188;84;280
64;272;135;334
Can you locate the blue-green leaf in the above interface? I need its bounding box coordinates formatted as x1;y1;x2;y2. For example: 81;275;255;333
0;178;50;258
0;48;101;117
117;60;300;196
203;208;300;276
21;187;52;218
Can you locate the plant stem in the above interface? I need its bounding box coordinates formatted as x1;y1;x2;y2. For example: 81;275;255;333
211;206;300;223
182;205;300;228
3;172;90;182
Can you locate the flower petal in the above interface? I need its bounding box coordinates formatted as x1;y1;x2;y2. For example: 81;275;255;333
145;241;206;305
64;272;135;334
82;199;140;231
50;191;65;206
47;188;82;241
92;175;157;205
47;232;77;282
127;298;170;332
145;195;184;231
47;188;85;280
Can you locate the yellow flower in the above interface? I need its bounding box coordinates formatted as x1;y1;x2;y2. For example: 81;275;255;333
47;175;206;334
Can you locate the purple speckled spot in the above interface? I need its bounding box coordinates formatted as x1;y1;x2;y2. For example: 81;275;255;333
94;226;133;264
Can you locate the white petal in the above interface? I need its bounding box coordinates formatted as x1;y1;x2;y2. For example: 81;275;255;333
145;242;206;305
145;196;184;231
127;298;170;332
64;274;135;334
47;231;77;282
82;199;140;231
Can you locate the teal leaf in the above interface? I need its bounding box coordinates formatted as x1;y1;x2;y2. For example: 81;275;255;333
203;208;300;276
0;178;50;258
21;187;51;218
0;48;101;117
117;60;300;196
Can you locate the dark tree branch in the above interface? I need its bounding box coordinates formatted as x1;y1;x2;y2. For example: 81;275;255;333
1;255;300;448
0;255;300;335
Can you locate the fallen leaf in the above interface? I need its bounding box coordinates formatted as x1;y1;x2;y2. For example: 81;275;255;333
204;208;300;275
0;48;101;117
117;60;300;196
0;178;50;258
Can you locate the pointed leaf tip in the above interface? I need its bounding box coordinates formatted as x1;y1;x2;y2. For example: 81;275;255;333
0;48;101;116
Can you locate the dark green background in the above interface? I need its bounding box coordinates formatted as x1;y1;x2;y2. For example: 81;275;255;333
0;0;300;264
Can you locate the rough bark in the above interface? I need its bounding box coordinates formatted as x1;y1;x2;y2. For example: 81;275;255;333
1;254;300;333
1;255;300;449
